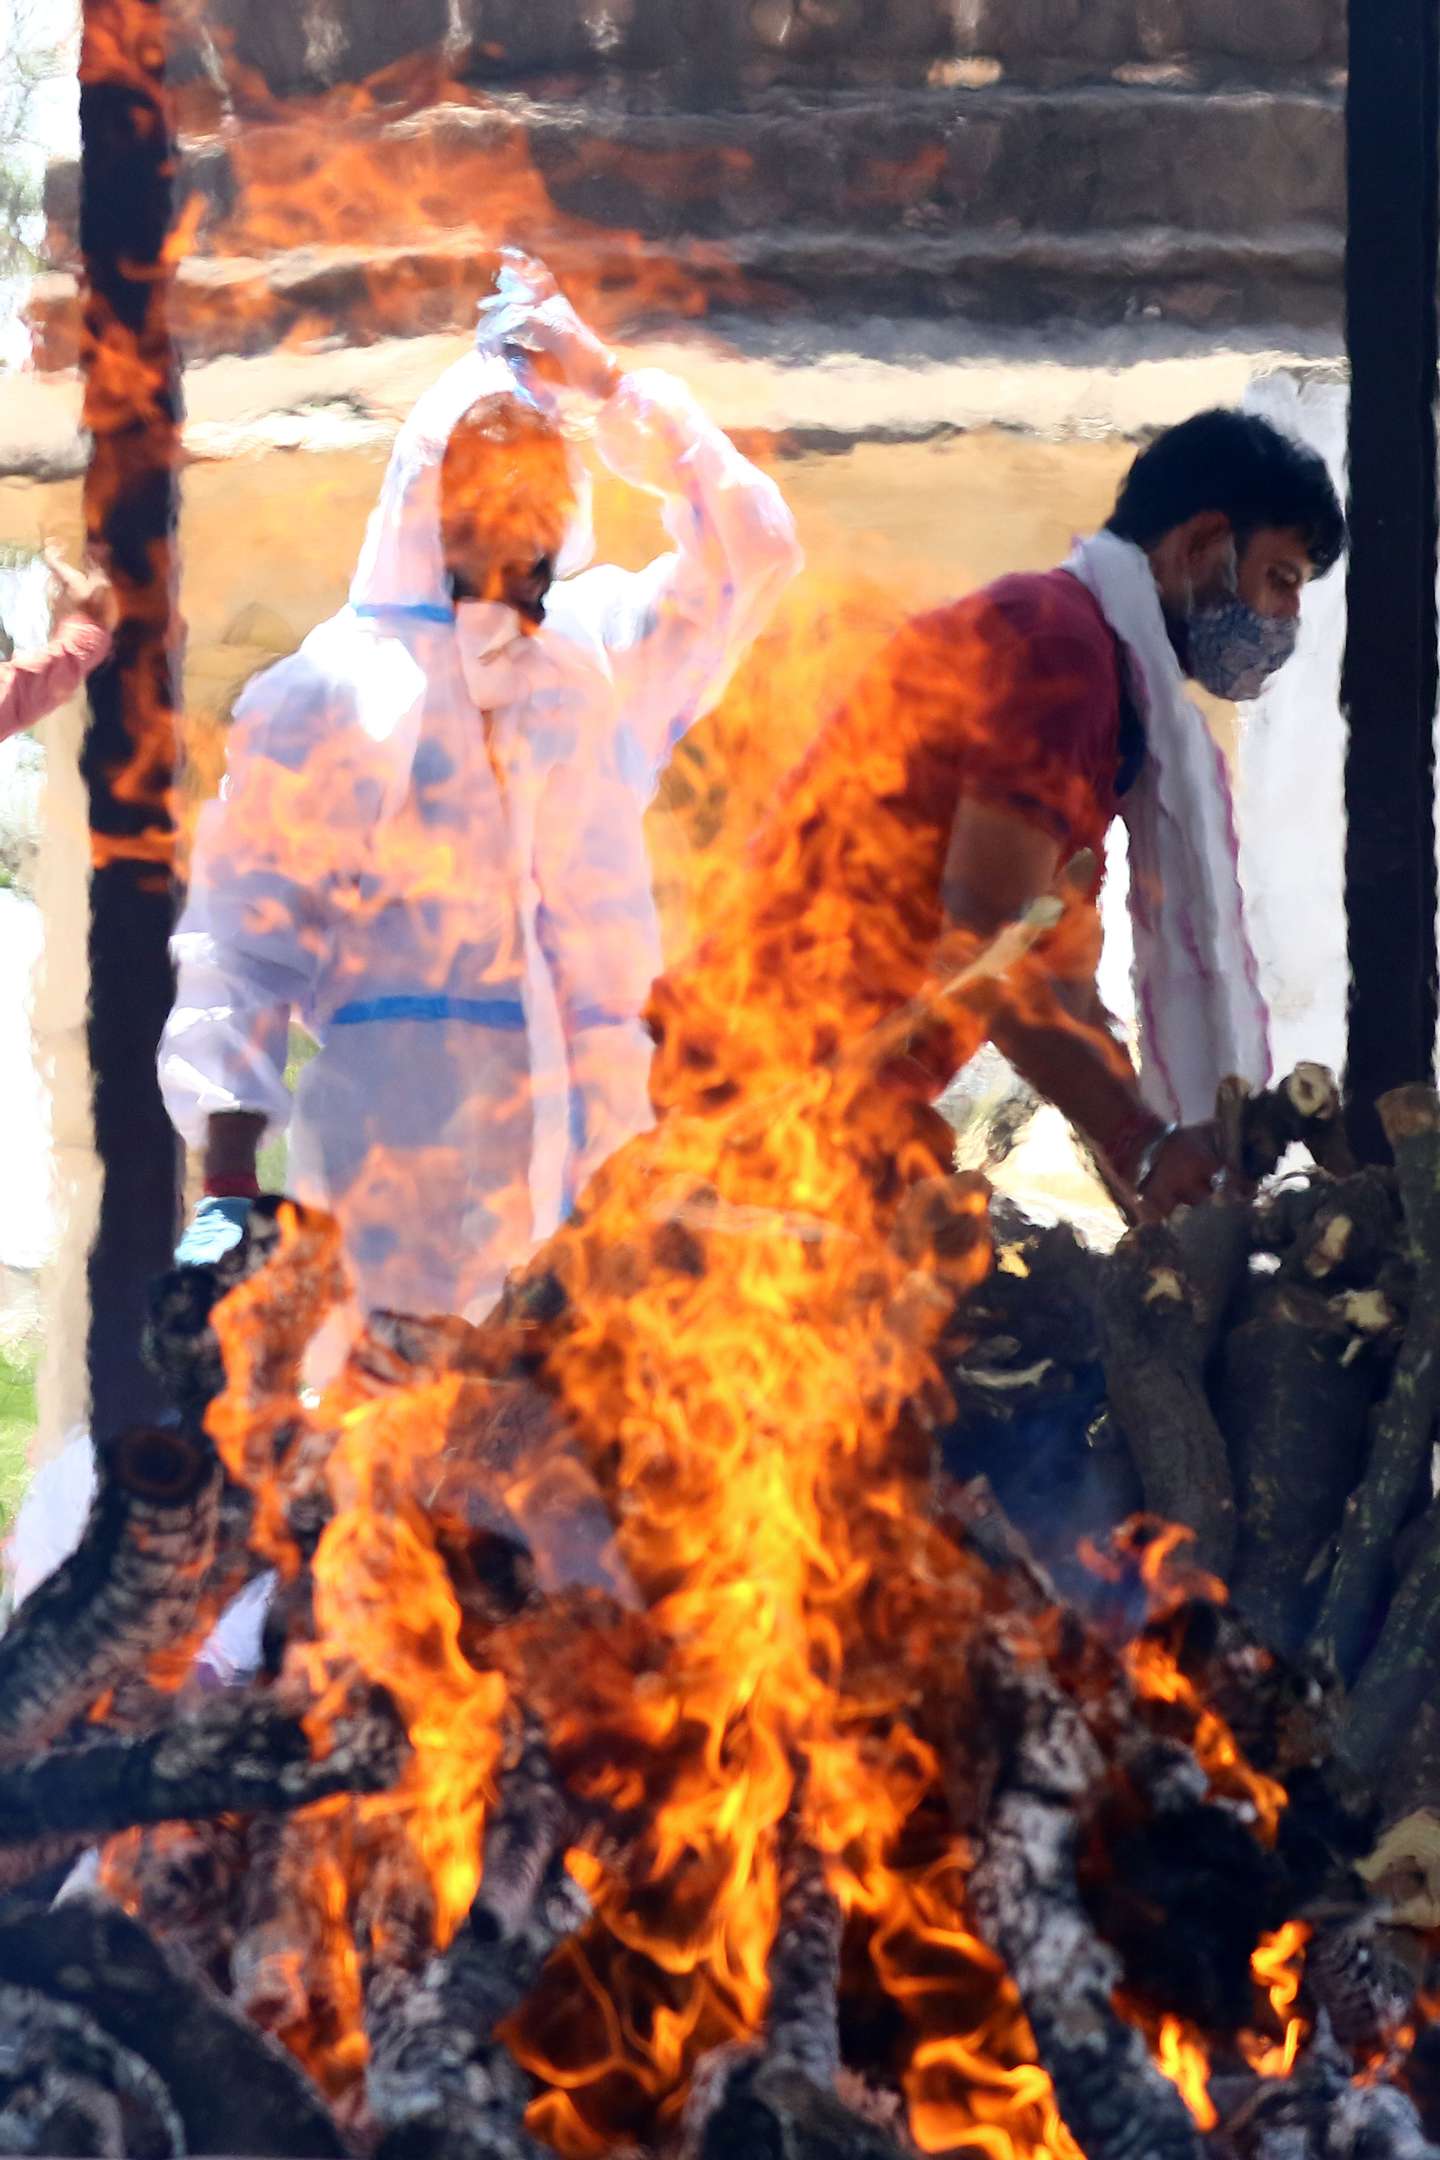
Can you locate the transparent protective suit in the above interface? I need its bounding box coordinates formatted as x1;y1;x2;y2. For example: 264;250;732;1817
158;284;802;1323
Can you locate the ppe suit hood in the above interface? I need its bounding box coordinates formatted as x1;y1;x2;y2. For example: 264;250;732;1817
348;347;596;619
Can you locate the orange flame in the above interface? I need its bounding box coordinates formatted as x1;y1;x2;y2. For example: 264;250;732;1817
1241;1921;1310;2078
1084;1520;1290;1845
1155;2017;1218;2131
134;32;1327;2147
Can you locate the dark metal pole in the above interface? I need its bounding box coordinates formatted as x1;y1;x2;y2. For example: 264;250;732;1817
79;0;185;1435
1342;0;1440;1157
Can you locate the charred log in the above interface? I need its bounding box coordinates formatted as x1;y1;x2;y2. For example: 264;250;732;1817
764;1817;843;2086
1323;2082;1440;2159
472;1712;573;1943
1224;2015;1440;2159
967;1630;1206;2160
1086;1788;1281;2031
0;1686;405;1843
229;1808;363;2074
143;1257;241;1424
0;1893;347;2156
355;1819;439;2017
0;1829;92;1905
693;2059;911;2160
0;1424;220;1750
1302;1913;1422;2062
1148;1597;1338;1789
367;1865;589;2160
0;1978;184;2156
143;1196;339;1412
682;1813;904;2160
932;1473;1061;1622
366;1719;587;2160
98;1814;248;1990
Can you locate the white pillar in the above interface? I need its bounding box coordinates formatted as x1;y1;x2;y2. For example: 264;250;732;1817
1239;370;1351;1080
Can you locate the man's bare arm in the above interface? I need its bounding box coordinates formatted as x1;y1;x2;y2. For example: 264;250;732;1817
942;798;1222;1212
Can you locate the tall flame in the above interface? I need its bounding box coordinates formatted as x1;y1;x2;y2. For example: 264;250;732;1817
74;24;1331;2145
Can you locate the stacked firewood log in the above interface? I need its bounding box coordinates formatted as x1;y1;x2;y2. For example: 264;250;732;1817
945;1070;1440;1826
0;1073;1436;2156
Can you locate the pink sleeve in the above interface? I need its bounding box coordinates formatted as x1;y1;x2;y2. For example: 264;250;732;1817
0;620;112;744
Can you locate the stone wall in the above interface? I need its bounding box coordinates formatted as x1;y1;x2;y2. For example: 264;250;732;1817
190;0;1345;98
32;1;1348;366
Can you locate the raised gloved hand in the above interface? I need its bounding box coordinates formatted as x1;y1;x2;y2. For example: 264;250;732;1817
476;248;620;405
44;545;118;637
173;1194;252;1269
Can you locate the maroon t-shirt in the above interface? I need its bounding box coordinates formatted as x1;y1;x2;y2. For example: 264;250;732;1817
648;568;1137;1110
877;567;1131;867
758;564;1130;939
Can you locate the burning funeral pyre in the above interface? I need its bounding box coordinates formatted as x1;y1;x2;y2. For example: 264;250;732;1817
3;1060;1440;2160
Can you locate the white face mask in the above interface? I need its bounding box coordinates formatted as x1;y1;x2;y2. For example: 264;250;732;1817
453;600;531;709
454;599;524;661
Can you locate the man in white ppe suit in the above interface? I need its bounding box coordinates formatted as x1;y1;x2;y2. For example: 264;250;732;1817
157;254;802;1325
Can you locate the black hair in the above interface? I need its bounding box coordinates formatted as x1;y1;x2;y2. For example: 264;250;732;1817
1107;408;1346;574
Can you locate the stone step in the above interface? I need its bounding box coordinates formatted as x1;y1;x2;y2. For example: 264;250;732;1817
43;82;1343;266
957;0;1345;80
183;0;1345;100
26;215;1341;374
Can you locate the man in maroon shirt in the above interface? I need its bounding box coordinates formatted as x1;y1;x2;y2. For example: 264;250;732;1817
649;410;1344;1220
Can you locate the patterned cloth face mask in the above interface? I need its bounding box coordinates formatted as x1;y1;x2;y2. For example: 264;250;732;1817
1186;543;1299;702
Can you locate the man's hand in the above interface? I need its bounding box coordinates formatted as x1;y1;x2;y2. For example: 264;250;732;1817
1132;1121;1228;1219
485;248;621;403
44;546;118;636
